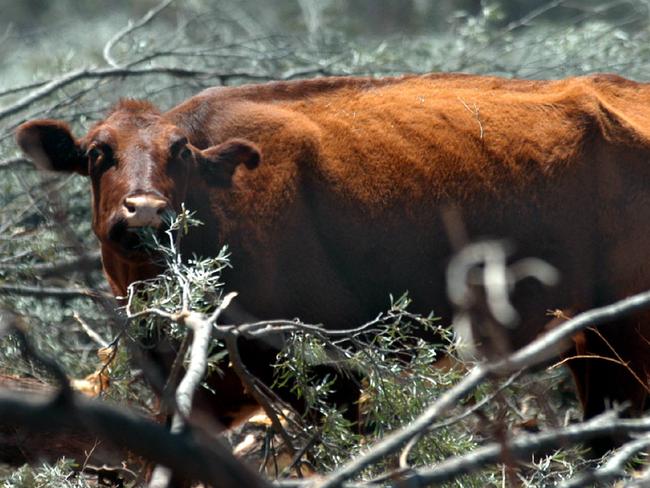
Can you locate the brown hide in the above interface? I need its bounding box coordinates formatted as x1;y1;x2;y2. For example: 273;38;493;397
15;72;650;429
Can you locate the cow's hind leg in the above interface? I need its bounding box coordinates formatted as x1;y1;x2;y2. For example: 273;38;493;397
567;319;650;455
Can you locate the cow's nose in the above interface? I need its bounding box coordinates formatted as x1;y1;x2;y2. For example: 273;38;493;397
122;195;168;227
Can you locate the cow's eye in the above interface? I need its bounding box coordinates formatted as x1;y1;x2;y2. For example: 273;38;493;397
170;137;190;161
179;146;191;161
86;144;114;173
87;146;102;162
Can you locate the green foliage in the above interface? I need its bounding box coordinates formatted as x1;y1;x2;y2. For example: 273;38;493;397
124;208;230;379
1;458;93;488
272;296;488;479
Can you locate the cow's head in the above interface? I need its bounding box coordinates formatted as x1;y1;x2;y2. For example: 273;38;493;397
16;100;260;259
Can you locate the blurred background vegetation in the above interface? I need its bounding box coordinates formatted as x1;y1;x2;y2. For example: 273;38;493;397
2;0;650;486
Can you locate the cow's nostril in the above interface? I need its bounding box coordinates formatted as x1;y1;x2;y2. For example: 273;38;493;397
125;202;136;213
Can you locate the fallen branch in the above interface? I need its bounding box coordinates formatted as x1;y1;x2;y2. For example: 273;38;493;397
0;390;270;488
148;292;237;488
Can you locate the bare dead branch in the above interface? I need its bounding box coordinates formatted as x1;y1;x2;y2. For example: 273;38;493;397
0;157;32;170
103;0;176;68
148;293;236;488
0;79;48;99
224;330;298;456
173;293;237;428
0;250;102;277
73;312;109;348
395;411;650;486
0;59;354;125
0;283;110;300
562;433;650;488
0;66;270;121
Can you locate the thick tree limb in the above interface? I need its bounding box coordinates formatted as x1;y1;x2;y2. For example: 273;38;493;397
0;390;270;488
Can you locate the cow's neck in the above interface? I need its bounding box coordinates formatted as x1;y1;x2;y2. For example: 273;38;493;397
100;246;162;299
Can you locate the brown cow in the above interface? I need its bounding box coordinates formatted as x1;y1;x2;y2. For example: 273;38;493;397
15;72;650;435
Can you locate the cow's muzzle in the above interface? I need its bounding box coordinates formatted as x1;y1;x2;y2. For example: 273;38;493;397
122;194;170;228
107;193;173;255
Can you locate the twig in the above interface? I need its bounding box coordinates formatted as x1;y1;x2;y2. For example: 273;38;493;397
73;312;109;348
103;0;176;68
587;326;650;394
458;97;484;139
0;283;110;300
562;433;650;488
282;431;320;478
398;372;521;469
224;330;297;456
396;411;650;486
0;251;102;277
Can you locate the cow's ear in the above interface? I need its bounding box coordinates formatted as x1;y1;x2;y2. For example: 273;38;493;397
196;138;261;187
15;120;87;175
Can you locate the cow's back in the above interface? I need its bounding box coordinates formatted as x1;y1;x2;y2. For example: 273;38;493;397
170;75;650;331
170;74;650;344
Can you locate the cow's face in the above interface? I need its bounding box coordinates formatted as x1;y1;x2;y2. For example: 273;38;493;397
15;101;260;260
